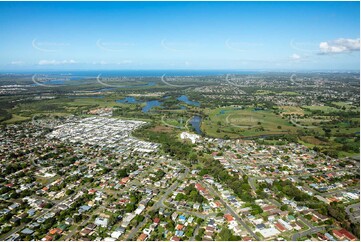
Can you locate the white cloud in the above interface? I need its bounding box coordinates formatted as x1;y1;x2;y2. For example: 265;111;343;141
38;59;77;65
10;61;24;65
92;60;108;65
290;54;301;60
319;38;360;54
117;60;133;64
91;60;133;65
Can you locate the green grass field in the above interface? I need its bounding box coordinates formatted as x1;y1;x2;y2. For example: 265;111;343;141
279;106;305;116
293;117;332;126
3;114;31;124
162;116;187;128
302;105;340;113
332;101;354;109
202;107;298;138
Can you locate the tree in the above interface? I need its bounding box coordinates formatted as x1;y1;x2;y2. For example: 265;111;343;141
251;204;263;215
280;204;288;211
196;218;204;224
136;215;144;223
66;189;74;195
73;214;82;223
117;169;128;178
125;203;136;213
44;203;53;209
219;227;232;241
185;227;193;237
175;193;185;201
216;212;224;217
188;152;198;162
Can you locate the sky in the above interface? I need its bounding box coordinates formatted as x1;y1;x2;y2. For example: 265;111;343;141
0;1;359;71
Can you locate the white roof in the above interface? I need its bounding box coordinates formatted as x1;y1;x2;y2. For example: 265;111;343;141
259;227;280;238
111;231;122;239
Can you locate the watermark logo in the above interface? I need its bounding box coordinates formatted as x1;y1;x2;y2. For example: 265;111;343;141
225;74;247;94
96;74;125;88
290;39;319;53
225;39;262;52
289;74;299;86
160;74;194;88
226;113;257;129
290;73;326;86
32;39;69;52
96;39;134;52
161;39;196;52
32;74;65;87
97;74;142;88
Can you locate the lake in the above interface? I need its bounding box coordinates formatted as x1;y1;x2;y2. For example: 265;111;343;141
177;95;200;107
189;115;202;134
32;79;65;86
116;97;139;104
67;95;104;99
142;100;162;113
116;97;162;113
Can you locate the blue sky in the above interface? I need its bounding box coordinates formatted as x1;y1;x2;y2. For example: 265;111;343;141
0;1;359;71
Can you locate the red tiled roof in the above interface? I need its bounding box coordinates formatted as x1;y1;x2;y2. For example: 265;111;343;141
118;199;129;204
176;224;184;230
195;183;206;192
224;214;234;222
339;229;357;241
262;205;277;211
121;177;130;184
137;233;147;241
49;228;62;235
43;235;53;241
88;189;96;194
242;236;252;241
275;222;286;232
332;229;344;239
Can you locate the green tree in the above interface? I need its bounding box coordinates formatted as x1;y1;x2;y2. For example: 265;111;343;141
219;227;232;241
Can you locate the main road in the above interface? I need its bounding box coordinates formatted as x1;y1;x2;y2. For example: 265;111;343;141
201;181;260;240
125;166;190;241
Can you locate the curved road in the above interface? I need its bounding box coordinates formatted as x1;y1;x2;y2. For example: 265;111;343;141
291;226;327;240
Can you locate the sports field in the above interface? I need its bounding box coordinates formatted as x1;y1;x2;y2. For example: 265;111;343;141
279;106;304;116
202;107;298;138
